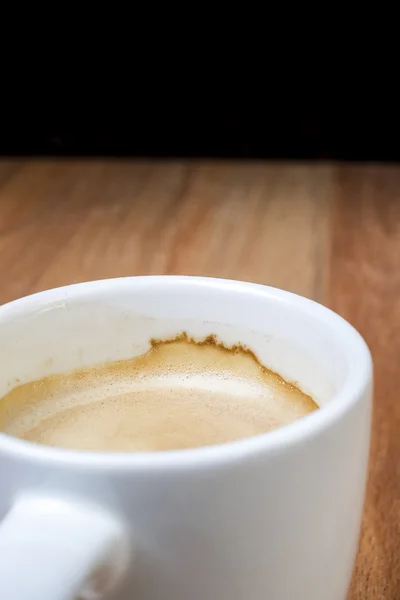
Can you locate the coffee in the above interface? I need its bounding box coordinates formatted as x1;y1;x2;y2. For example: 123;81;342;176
0;334;318;452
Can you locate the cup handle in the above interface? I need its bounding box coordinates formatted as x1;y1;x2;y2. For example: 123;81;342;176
0;494;130;600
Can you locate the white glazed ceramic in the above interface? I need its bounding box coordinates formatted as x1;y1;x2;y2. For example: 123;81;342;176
0;276;372;600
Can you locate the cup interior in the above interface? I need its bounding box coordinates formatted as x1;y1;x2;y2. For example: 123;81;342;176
0;277;368;409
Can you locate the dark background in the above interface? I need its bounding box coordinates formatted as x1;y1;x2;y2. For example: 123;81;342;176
2;88;398;161
2;10;396;162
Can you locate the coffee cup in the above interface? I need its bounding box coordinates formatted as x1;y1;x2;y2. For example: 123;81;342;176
0;276;372;600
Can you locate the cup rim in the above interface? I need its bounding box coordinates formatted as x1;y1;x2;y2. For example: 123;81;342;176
0;276;372;472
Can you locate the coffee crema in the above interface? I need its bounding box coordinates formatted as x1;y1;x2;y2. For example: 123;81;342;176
0;334;318;452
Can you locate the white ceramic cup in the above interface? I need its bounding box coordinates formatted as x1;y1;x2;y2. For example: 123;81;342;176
0;276;372;600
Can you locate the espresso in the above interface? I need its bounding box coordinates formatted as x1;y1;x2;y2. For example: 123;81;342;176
0;334;318;452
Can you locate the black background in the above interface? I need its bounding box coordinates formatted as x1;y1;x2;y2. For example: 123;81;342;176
2;5;396;162
3;101;398;161
2;66;398;161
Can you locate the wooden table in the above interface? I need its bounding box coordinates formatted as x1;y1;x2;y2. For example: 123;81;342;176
0;159;399;599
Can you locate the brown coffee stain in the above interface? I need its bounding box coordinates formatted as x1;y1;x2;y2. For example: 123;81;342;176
150;332;310;399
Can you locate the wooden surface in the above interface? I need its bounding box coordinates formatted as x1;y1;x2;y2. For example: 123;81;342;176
0;159;399;598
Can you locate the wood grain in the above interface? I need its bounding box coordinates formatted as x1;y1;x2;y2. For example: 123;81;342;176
0;161;332;303
329;166;400;599
0;159;398;599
